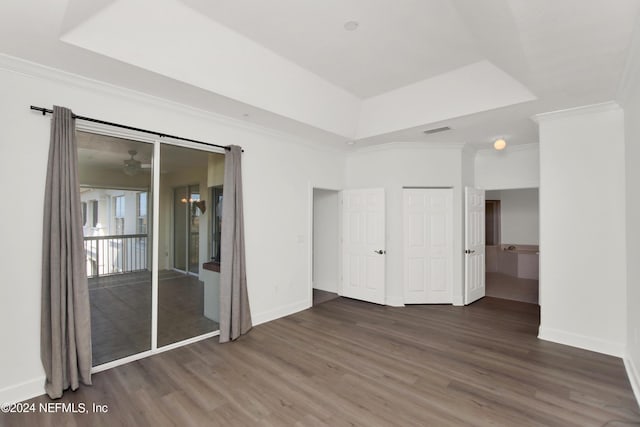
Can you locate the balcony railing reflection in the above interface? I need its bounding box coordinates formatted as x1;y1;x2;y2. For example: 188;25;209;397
84;234;148;278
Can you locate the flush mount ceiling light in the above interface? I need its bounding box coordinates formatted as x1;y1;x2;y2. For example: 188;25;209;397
493;138;507;150
344;21;359;31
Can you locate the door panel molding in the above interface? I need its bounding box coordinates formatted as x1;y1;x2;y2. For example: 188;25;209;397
465;187;486;304
341;188;386;305
403;188;454;304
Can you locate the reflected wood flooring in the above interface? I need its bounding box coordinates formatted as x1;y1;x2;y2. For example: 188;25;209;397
486;272;539;305
90;270;219;366
312;288;339;306
3;297;639;426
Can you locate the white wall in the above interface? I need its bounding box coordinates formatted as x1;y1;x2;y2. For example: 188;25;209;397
345;143;464;306
537;103;627;357
620;22;640;402
485;189;539;245
475;143;539;190
207;153;224;187
312;189;340;293
461;145;476;187
0;57;345;403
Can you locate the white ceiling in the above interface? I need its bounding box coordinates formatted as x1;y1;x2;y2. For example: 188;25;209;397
1;0;639;149
181;0;483;98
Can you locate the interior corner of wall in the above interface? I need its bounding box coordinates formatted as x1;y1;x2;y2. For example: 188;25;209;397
624;351;640;407
251;299;311;327
538;326;625;358
386;296;405;307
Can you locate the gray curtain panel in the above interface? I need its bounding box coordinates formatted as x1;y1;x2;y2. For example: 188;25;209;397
219;145;252;343
41;106;92;399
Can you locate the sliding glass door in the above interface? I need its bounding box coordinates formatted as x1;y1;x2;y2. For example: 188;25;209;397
77;131;154;366
159;145;219;347
77;130;224;366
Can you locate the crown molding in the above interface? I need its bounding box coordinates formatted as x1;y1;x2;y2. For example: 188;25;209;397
0;53;346;155
617;16;640;105
532;101;621;123
475;142;539;156
462;143;478;155
347;141;466;156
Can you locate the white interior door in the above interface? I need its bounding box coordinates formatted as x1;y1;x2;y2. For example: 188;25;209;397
403;189;454;304
341;188;386;304
465;187;486;304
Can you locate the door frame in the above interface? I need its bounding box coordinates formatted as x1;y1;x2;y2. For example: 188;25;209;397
171;183;201;277
483;186;541;307
307;183;342;308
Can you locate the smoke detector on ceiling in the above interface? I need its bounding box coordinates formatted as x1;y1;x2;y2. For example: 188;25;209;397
344;21;359;31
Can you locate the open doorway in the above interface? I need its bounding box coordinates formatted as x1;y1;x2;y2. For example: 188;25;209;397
484;188;539;305
312;188;340;306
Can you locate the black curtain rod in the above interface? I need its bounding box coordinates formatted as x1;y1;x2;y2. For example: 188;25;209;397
30;105;236;152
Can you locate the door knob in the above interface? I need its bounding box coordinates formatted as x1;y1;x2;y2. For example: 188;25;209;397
374;249;386;255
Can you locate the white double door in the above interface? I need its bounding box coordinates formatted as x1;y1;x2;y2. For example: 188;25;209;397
339;187;483;306
403;188;454;304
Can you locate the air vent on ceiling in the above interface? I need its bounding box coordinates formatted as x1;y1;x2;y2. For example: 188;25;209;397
423;126;451;135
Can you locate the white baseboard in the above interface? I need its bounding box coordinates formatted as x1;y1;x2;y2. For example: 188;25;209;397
538;326;625;357
252;299;311;327
452;295;464;306
0;376;45;404
386;296;405;307
624;353;640;408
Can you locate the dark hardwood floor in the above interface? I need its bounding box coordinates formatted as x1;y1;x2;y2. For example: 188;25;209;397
2;297;638;426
